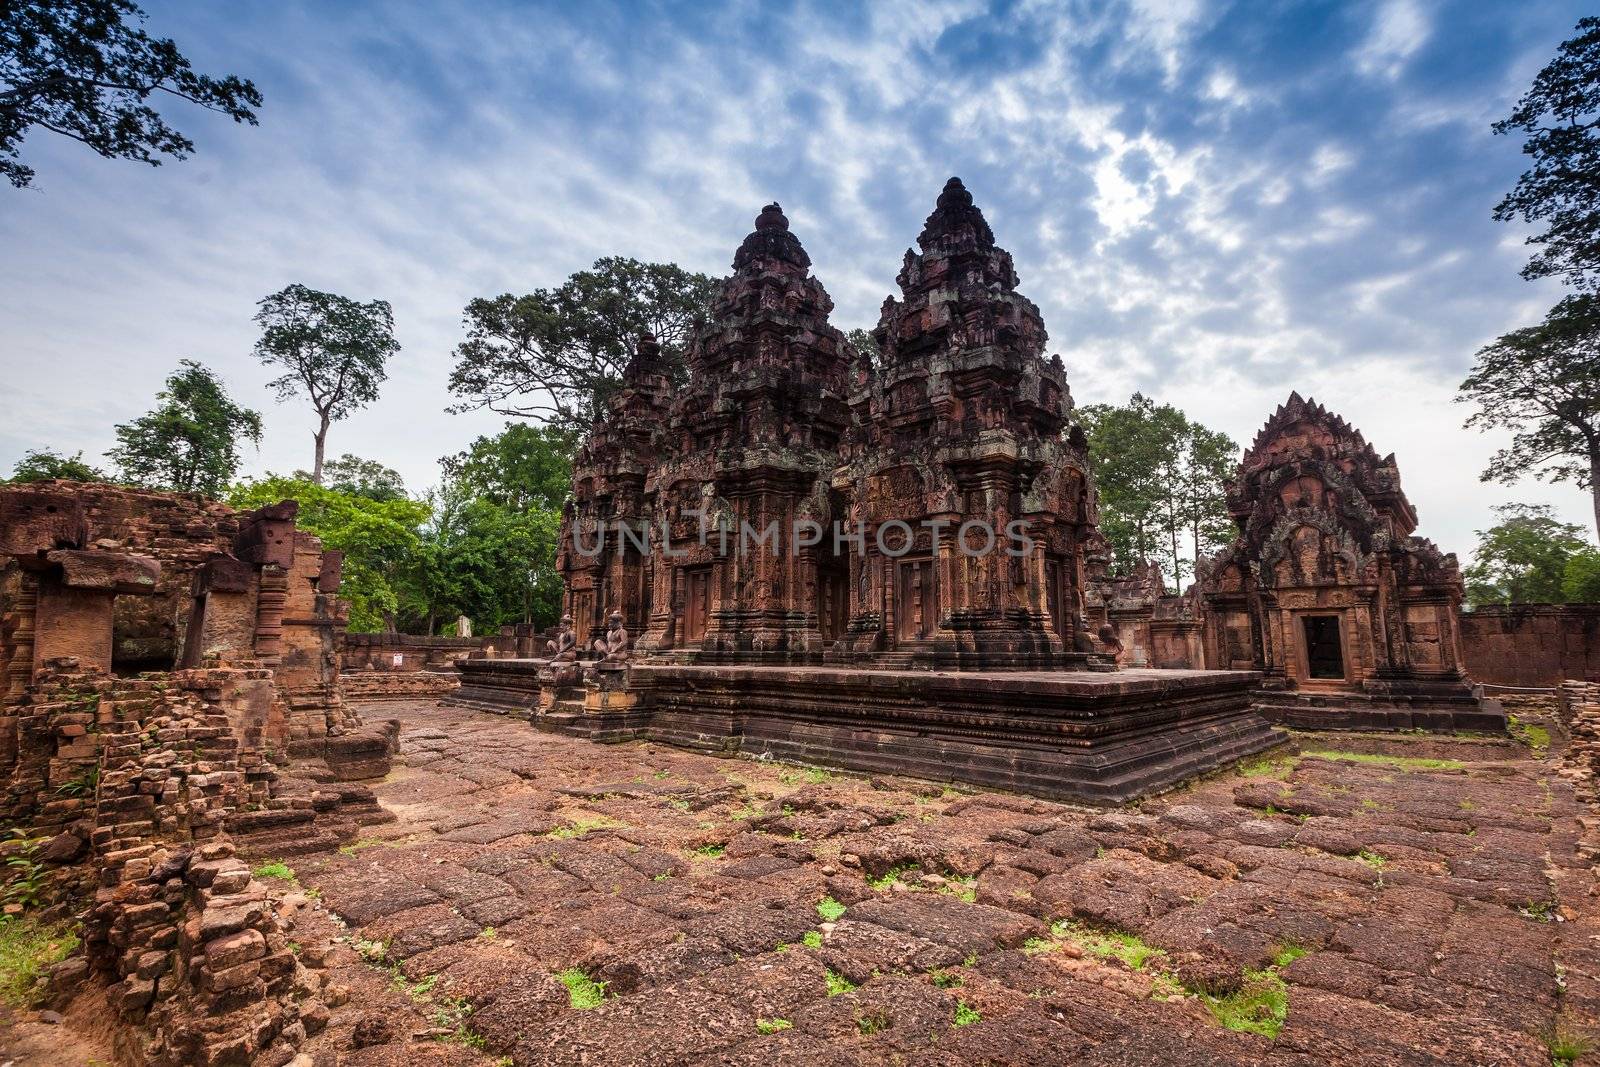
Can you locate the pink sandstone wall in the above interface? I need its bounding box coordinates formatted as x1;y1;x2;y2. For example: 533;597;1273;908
1461;604;1600;687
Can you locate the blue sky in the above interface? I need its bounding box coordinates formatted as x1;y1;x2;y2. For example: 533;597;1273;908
1;0;1595;565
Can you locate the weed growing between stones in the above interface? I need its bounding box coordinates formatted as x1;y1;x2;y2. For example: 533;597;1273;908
802;930;824;949
693;843;726;859
856;1008;889;1034
338;838;387;856
1051;920;1165;970
756;1018;793;1034
817;896;847;921
867;866;913;891
252;860;296;882
1545;1021;1595;1065
1238;755;1298;780
0;916;79;1006
1202;968;1289;1039
1355;849;1388;871
953;1000;980;1027
558;967;608;1009
1508;715;1552;756
826;969;856;996
1303;750;1465;772
1271;944;1309;968
546;816;619;839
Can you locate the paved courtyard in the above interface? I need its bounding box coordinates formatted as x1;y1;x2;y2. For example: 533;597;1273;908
277;700;1600;1066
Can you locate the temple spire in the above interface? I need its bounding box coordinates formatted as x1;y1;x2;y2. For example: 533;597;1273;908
732;201;811;272
916;176;996;251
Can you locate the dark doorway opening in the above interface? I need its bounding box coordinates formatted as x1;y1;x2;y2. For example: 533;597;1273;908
1302;615;1344;679
683;567;711;645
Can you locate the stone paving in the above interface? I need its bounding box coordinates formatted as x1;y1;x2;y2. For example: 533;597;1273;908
277;700;1600;1066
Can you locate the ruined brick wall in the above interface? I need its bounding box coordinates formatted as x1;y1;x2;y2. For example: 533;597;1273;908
7;661;329;1065
1462;605;1600;687
18;482;243;673
341;632;482;671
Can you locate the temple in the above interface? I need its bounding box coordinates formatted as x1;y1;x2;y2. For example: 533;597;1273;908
1189;393;1502;729
557;182;1105;671
459;180;1283;802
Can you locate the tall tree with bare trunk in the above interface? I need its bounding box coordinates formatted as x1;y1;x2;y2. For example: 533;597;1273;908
252;283;399;484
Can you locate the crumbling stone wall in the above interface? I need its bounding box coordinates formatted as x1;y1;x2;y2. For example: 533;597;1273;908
341;632;482;671
1462;604;1600;687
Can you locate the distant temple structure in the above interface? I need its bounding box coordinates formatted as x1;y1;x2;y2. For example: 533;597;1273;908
557;180;1106;670
1190;393;1500;729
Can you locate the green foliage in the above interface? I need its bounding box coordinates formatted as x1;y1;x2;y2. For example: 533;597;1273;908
1270;945;1308;968
312;454;407;501
0;0;261;189
953;1000;980;1027
1303;750;1464;772
0;918;79;1006
1547;1021;1595;1065
253;283;400;483
1463;504;1597;605
1458;295;1600;539
6;448;107;484
929;969;963;989
1077;394;1237;587
226;477;428;632
816;896;846;922
1507;714;1552;754
1493;18;1600;290
557;967;607;1010
845;327;879;363
802;930;823;950
447;257;717;435
111;360;262;496
1203;967;1289;1039
1565;547;1600;601
2;831;47;912
251;861;295;882
825;969;856;996
755;1018;792;1035
1050;920;1165;971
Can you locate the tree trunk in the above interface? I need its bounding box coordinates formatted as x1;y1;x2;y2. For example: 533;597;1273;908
1591;446;1600;543
311;410;331;485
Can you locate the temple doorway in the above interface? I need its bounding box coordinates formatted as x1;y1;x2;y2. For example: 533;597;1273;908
1301;615;1345;680
683;567;712;645
895;558;937;643
819;556;849;643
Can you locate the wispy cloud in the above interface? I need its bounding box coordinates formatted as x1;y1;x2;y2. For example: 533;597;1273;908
0;0;1594;560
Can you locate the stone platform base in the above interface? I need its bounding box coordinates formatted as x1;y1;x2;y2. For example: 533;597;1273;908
340;670;460;702
1252;688;1507;732
448;657;550;718
613;665;1281;805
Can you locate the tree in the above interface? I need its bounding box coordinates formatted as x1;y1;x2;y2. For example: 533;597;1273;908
845;327;879;363
252;283;399;484
227;476;429;633
1;0;261;189
1493;17;1600;289
1079;395;1238;588
7;447;106;482
1458;294;1600;538
1462;503;1598;605
447;257;717;436
304;453;406;502
110;359;261;496
441;423;574;512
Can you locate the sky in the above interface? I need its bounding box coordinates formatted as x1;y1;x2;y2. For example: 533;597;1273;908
2;0;1596;568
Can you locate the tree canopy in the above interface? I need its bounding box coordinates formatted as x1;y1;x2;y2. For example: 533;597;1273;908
6;447;106;483
1;0;261;188
109;359;261;496
1458;294;1600;538
252;283;400;484
1077;394;1237;588
1493;17;1600;290
1463;502;1600;605
447;257;717;436
227;476;429;634
304;453;407;502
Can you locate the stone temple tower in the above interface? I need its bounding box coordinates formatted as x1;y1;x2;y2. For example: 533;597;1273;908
832;177;1105;668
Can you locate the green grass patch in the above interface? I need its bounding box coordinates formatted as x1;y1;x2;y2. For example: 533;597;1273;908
867;866;912;891
1355;849;1388;871
1270;944;1309;968
547;816;619;840
816;896;847;922
1303;750;1464;772
1546;1021;1595;1065
802;930;823;950
856;1008;889;1034
756;1018;792;1035
1052;920;1165;971
939;876;977;904
251;861;296;882
953;999;980;1027
557;967;607;1010
930;968;963;988
1507;715;1552;755
1202;967;1289;1039
338;838;387;856
825;969;856;996
0;918;79;1006
1238;755;1298;780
